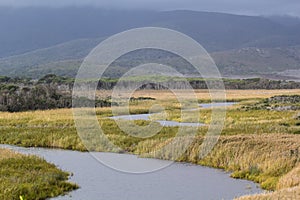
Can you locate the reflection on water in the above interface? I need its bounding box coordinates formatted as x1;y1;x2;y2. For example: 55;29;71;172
0;144;264;200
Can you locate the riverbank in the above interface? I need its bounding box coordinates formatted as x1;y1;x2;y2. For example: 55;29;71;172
0;148;78;200
0;89;299;199
1;144;263;200
237;162;300;199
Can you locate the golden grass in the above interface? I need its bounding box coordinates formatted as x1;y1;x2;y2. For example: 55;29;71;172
238;164;300;199
199;134;300;190
233;139;300;200
277;163;300;190
96;89;300;100
0;148;22;160
1;89;300;199
0;108;73;123
222;89;300;100
236;186;300;200
135;133;300;191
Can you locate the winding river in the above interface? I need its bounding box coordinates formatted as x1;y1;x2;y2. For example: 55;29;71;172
110;102;237;127
1;145;263;200
1;102;265;199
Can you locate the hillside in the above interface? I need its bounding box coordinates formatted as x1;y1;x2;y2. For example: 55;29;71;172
211;46;300;79
0;38;102;78
1;8;300;57
1;40;300;80
0;9;300;80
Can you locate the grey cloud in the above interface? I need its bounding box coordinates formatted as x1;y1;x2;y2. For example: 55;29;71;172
1;0;300;16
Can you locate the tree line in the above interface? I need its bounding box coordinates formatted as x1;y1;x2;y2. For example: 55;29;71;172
0;74;299;112
0;74;112;112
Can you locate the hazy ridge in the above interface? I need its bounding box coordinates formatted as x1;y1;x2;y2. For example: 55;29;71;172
0;8;300;79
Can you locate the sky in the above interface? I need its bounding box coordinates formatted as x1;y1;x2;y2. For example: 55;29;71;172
0;0;300;16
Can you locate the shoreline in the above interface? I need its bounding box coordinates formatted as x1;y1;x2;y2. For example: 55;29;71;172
1;143;265;200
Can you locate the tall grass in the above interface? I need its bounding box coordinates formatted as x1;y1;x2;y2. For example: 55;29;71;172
237;163;300;199
0;90;300;198
0;148;78;200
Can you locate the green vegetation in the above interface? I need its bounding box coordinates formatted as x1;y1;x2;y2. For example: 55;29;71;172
0;74;117;112
0;92;300;192
1;73;300;109
1;89;300;199
37;74;74;85
0;84;72;112
1;73;300;112
241;95;300;111
95;76;300;90
0;148;78;200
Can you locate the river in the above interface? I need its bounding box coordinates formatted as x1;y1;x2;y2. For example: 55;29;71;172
1;102;265;199
1;145;264;200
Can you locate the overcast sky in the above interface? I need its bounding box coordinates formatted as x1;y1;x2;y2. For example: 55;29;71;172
1;0;300;16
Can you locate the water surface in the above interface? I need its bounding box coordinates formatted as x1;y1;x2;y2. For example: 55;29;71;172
1;144;264;200
0;102;262;200
110;102;236;127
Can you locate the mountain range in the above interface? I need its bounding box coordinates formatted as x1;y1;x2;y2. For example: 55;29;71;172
0;7;300;80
